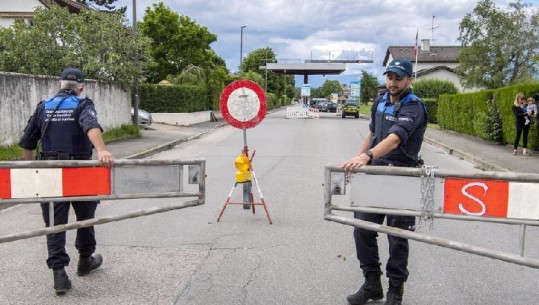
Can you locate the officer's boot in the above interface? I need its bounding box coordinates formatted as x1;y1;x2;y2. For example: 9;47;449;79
384;278;404;305
346;272;384;305
53;268;71;295
77;254;103;276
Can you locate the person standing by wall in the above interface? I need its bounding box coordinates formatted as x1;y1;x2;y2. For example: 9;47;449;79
18;68;113;295
512;93;530;155
341;58;427;305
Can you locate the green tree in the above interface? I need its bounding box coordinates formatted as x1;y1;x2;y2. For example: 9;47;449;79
0;6;151;86
360;70;379;104
140;2;218;83
242;47;295;97
319;80;342;99
457;0;539;89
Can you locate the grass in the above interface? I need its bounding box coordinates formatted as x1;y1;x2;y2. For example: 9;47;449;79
359;102;372;115
0;124;140;161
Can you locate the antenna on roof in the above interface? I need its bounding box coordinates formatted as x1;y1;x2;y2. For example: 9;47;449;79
429;15;439;42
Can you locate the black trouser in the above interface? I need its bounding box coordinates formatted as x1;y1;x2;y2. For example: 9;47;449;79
353;212;415;282
514;122;530;149
40;201;98;269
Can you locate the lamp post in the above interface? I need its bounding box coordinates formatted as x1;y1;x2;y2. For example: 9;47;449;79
240;25;246;75
132;0;139;126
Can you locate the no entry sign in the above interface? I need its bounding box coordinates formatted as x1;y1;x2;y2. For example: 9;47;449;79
220;80;267;129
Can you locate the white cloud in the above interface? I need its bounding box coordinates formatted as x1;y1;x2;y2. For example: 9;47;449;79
118;0;523;86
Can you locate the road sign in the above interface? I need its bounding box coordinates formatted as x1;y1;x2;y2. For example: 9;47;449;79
220;80;267;129
301;84;311;97
350;81;360;99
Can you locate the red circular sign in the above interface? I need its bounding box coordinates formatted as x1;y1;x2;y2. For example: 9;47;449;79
220;80;267;129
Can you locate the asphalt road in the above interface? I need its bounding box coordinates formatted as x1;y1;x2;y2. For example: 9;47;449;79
1;108;538;304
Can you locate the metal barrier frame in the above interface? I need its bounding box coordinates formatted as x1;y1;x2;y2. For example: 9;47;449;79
323;164;539;269
0;159;205;244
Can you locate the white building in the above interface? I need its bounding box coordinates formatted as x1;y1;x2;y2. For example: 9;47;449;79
383;39;479;93
0;0;87;27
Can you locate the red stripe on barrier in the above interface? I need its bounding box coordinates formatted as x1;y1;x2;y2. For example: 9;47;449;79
62;167;111;197
0;169;11;199
444;178;509;218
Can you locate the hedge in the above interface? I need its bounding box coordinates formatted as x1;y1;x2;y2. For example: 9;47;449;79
423;98;438;124
437;83;539;149
138;84;207;113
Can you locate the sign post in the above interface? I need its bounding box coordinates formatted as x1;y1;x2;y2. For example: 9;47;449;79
217;80;272;224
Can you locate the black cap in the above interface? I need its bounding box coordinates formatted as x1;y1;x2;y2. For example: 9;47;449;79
383;58;413;78
61;68;85;83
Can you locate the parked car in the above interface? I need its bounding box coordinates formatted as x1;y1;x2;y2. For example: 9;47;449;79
327;101;337;113
317;101;329;112
342;100;359;118
131;107;153;127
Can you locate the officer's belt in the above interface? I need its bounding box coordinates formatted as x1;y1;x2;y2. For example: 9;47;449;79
37;151;91;160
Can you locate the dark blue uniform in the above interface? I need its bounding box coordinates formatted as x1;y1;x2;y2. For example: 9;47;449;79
354;90;427;283
19;89;102;270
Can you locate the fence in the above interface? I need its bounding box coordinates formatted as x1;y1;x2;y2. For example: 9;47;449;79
323;164;539;269
0;159;205;244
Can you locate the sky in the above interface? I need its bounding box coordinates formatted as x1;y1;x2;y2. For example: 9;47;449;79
114;0;537;87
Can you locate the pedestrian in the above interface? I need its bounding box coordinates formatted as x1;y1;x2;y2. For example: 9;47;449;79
512;93;530;155
341;58;427;305
18;68;114;295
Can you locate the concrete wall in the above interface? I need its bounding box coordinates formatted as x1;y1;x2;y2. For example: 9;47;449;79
152;111;219;126
0;72;131;146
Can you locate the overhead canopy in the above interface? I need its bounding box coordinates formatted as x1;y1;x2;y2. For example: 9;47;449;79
261;63;346;76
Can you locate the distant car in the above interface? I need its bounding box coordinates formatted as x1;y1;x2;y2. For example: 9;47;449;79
317;101;329;112
327;102;337;113
342;100;359;118
131;107;153;127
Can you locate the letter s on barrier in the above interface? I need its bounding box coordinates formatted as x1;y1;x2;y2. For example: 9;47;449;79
458;182;488;216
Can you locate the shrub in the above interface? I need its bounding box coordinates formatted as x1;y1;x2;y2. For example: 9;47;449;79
412;79;458;98
473;100;503;143
138;84;207;113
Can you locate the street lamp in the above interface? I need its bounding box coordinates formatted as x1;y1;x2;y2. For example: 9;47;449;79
240;25;246;75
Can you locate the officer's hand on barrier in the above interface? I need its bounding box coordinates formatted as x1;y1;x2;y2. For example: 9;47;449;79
97;150;114;167
341;155;367;172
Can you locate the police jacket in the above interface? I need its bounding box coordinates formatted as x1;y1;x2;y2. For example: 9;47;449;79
19;90;102;158
369;90;427;167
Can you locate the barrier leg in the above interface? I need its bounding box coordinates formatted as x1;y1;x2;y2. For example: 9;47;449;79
252;171;272;224
216;183;237;222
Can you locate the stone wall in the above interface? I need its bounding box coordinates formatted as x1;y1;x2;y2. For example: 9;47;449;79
0;72;131;146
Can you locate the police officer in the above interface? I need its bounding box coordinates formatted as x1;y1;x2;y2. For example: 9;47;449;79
19;68;113;295
341;58;427;305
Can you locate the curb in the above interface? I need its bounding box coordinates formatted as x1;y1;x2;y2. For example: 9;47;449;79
422;136;510;172
124;122;228;159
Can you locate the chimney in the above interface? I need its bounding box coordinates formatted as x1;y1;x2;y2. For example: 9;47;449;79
421;39;431;53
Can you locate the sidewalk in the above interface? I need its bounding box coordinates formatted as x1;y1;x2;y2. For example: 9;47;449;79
424;127;539;174
105;118;539;175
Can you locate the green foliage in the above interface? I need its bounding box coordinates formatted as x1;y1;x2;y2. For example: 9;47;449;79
140;2;219;84
437;83;539;148
266;93;278;110
457;0;539;89
422;98;438;124
0;7;151;87
473;100;504;142
139;84;207;113
0;144;22;161
101;124;140;142
241;47;295;99
494;83;539;149
412;79;458;98
319;80;342;99
360;70;379;104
